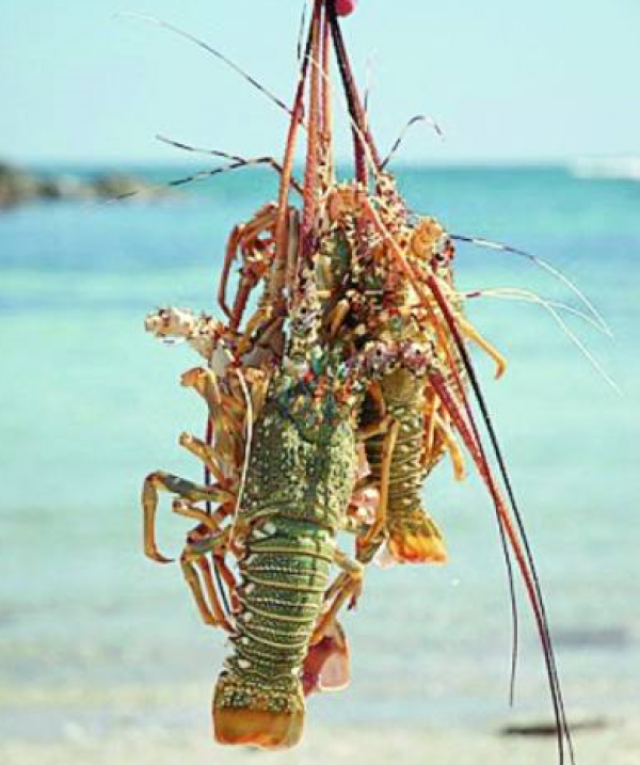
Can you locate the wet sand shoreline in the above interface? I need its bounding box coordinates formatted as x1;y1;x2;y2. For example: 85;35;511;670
2;718;639;765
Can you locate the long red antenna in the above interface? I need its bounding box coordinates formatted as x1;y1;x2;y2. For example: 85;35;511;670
270;1;321;307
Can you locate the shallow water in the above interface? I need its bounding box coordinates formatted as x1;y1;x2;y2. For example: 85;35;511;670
0;165;638;743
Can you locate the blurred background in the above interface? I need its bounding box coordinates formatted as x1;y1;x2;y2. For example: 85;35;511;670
1;2;639;763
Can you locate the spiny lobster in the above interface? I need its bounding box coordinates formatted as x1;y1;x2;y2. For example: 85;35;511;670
140;1;577;761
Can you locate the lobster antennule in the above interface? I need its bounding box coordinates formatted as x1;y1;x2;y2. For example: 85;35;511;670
381;114;446;170
452;233;612;338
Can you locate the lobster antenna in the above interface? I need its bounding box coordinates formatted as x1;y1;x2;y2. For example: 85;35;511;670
305;38;390;196
370;215;573;760
157;134;254;164
327;1;383;179
498;509;520;707
428;278;576;765
432;366;571;763
155;134;304;194
106;157;288;203
452;233;612;338
381;114;446;170
115;13;294;117
465;287;620;394
297;0;309;62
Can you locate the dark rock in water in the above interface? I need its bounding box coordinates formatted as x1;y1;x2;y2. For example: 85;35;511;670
501;715;611;738
39;175;96;201
92;173;150;199
0;162;41;207
554;626;632;651
0;159;167;209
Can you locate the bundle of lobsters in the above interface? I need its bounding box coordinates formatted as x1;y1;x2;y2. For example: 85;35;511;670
141;0;574;758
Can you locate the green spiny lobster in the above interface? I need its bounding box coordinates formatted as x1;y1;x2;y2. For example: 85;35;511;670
212;282;362;748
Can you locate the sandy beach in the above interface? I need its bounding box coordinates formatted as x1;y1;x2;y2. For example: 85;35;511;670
2;720;639;765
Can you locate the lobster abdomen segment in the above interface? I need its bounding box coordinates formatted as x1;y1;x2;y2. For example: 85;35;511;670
214;520;334;749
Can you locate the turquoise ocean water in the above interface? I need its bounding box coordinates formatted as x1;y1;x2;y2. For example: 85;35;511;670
0;165;638;743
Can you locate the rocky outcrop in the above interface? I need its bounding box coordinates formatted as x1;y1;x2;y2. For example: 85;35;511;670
0;161;165;209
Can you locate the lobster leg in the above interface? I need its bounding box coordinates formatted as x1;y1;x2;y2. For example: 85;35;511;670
229;206;279;330
231;266;270;332
214;552;240;612
142;471;234;563
236;306;274;354
219;205;275;318
432;412;466;481
312;549;364;645
358;417;400;554
172;499;229;531
179;432;229;486
181;367;223;409
327;298;351;338
182;368;247;442
356;381;389;442
181;529;235;632
303;550;362;698
219;225;244;321
367;380;386;420
457;316;507;379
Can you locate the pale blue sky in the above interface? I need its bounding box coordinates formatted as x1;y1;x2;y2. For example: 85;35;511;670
2;0;638;165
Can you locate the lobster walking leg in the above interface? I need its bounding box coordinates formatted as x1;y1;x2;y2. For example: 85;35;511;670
358;417;400;555
218;204;279;328
458;316;507;379
172;500;230;531
142;471;233;563
181;532;234;632
181;557;223;627
179;433;228;486
312;548;364;644
327;297;351;338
